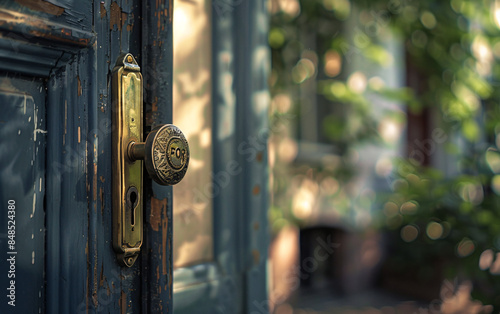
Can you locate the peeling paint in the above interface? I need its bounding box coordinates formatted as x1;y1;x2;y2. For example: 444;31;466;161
152;96;158;112
99;186;104;216
33;105;47;140
169;0;172;23
99;264;104;287
120;290;126;314
99;2;106;19
29;29;91;46
0;8;91;47
109;2;127;31
162;218;168;275
150;197;167;232
32;192;36;217
252;249;260;265
256;152;263;162
93;162;97;202
252;185;260;195
126;13;134;32
109;2;120;30
15;0;65;16
77;76;82;96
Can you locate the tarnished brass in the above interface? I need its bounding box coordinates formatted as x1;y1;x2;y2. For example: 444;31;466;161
128;124;189;186
112;53;143;267
112;53;190;267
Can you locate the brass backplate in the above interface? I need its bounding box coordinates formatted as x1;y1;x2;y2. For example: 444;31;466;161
112;53;143;267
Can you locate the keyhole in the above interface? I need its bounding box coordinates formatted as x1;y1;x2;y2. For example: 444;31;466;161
130;190;137;207
126;187;139;226
130;191;137;226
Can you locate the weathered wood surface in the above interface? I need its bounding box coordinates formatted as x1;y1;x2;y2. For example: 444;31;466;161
0;0;174;313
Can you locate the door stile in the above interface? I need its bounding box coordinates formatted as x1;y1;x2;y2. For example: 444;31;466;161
141;0;175;312
233;1;270;312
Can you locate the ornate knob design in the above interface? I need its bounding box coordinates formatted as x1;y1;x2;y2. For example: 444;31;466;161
128;124;189;185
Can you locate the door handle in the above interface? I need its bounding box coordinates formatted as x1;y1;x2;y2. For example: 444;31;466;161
128;124;189;186
111;53;189;267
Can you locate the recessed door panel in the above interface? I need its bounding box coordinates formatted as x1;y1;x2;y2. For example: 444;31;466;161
0;76;46;313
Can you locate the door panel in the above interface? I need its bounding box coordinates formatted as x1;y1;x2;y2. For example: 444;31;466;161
0;76;46;313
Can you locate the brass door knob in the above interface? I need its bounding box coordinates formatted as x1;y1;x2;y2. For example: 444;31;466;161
128;124;189;185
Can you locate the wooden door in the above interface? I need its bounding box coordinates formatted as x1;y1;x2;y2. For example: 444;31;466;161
0;0;174;312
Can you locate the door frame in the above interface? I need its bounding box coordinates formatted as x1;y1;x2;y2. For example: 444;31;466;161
172;1;270;313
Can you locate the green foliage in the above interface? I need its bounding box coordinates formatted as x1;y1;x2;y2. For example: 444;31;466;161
381;158;500;306
270;0;500;307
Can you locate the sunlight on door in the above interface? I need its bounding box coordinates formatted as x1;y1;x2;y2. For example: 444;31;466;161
172;0;214;268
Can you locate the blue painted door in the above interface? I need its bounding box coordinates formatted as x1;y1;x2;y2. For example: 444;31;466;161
0;0;174;313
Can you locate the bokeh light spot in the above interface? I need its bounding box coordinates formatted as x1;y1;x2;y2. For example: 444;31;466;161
420;11;437;29
378;117;402;144
320;177;339;195
494;0;500;29
479;249;494;270
322;0;351;20
401;225;419;242
269;28;286;49
458;182;484;205
375;157;393;177
489;253;500;274
426;222;443;240
492;175;500;195
279;0;301;18
368;76;385;91
457;238;475;257
347;71;367;94
272;94;292;113
292;179;318;220
383;201;399;218
330;81;346;97
400;201;419;215
278;137;298;163
486;148;500;173
411;30;428;48
292;58;316;84
324;50;342;77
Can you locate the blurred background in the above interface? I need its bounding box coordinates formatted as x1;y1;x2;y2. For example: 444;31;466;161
267;0;500;313
172;0;500;312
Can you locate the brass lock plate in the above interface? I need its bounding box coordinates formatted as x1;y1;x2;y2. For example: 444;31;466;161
111;53;143;267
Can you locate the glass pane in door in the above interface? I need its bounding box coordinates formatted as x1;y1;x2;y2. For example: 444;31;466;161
172;0;213;268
